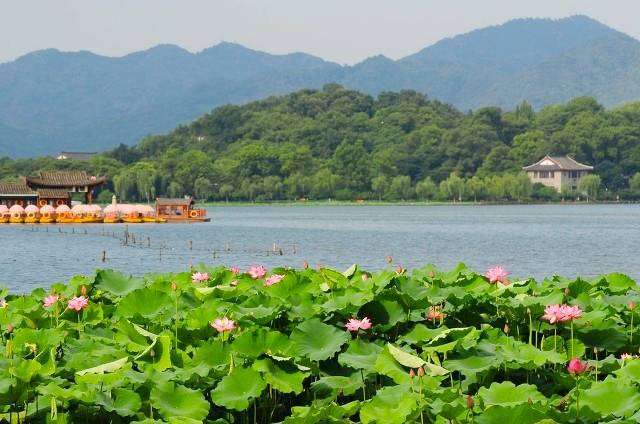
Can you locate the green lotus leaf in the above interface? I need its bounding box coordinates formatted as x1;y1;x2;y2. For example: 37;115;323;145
232;328;293;358
478;381;546;407
150;381;209;421
387;343;425;367
114;288;171;319
605;273;637;293
291;318;349;361
615;359;640;380
210;367;267;411
9;359;41;382
374;345;410;384
338;339;382;373
444;352;500;377
95;269;145;296
252;358;309;394
310;374;363;397
11;328;64;354
76;357;128;376
95;388;141;417
580;376;640;418
192;339;230;369
360;384;420;424
475;404;548;424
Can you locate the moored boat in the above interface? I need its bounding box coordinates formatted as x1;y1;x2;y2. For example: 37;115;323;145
103;204;120;223
24;204;40;223
0;205;9;223
55;204;74;223
39;205;56;223
9;204;25;223
156;197;211;222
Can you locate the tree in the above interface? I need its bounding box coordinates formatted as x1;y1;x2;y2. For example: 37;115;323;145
167;182;184;198
96;189;114;204
194;177;214;201
371;175;389;201
415;177;437;201
440;173;465;202
465;176;486;202
629;172;640;191
388;176;413;201
578;174;601;201
219;184;234;202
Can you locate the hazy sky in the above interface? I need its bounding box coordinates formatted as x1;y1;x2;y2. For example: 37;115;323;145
2;0;639;65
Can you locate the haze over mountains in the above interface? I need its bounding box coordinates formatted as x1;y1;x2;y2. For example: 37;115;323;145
2;15;640;157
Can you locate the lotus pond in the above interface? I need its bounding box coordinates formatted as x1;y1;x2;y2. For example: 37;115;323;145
1;264;640;423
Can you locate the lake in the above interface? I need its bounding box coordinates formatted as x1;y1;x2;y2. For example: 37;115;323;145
1;204;638;291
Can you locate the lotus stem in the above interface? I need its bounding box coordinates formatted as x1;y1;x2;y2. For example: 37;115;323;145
360;369;366;401
575;378;580;420
631;311;634;344
571;320;574;358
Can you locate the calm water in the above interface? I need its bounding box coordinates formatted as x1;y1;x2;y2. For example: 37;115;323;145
1;204;639;291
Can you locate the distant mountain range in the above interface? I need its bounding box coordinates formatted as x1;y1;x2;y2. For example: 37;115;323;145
2;15;640;157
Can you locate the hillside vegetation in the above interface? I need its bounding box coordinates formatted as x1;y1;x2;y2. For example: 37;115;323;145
3;86;640;202
3;16;640;156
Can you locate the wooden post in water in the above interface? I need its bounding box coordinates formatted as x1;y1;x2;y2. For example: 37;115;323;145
101;251;106;262
147;237;151;248
189;240;193;250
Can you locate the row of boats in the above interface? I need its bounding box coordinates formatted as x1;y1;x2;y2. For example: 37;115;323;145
0;203;166;224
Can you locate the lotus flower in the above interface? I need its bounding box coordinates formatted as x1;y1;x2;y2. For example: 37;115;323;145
567;358;588;375
210;317;236;333
345;317;372;332
248;265;267;279
229;266;240;274
264;274;284;287
68;296;89;312
6;323;13;333
191;272;209;284
485;266;509;284
426;305;445;321
43;294;58;308
542;304;582;323
621;353;634;361
0;298;6;309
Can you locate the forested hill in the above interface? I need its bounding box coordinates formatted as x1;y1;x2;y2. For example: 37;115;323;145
3;15;640;156
3;86;640;202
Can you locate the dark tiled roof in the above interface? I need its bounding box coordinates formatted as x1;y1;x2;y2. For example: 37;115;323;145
26;171;106;187
37;189;70;198
156;197;194;206
56;152;97;161
0;182;37;196
523;156;593;171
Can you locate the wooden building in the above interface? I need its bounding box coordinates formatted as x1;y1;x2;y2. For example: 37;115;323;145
25;171;106;204
0;182;38;207
156;197;210;222
523;156;593;193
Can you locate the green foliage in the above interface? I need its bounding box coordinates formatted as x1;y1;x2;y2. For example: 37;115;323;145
1;263;640;422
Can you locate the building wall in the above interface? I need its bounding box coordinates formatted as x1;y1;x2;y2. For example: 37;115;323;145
526;170;591;193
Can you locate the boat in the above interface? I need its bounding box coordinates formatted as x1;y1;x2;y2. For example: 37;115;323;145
80;204;104;223
39;205;56;223
24;204;40;223
103;204;121;223
0;205;9;223
55;204;74;223
156;197;210;222
9;204;25;223
117;204;143;223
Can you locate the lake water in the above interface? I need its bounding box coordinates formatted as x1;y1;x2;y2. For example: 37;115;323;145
1;204;639;292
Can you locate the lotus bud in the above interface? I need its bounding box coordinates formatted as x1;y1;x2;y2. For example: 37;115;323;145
171;281;177;291
503;323;510;334
429;271;436;279
81;285;87;296
149;349;156;358
386;255;393;264
6;323;13;333
564;288;570;296
303;260;309;269
466;395;474;409
409;368;416;379
361;274;369;282
417;366;425;377
395;265;404;274
629;301;637;311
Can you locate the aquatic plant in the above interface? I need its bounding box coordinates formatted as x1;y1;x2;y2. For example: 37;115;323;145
0;264;639;422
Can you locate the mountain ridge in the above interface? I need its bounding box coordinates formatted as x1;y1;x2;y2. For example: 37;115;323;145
2;15;640;157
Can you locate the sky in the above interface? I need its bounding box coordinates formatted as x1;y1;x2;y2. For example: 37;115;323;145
2;0;640;65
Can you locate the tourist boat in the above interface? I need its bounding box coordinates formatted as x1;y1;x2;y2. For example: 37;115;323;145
0;205;9;223
9;204;25;223
118;204;143;223
55;204;74;223
136;204;166;223
156;197;210;222
24;204;40;223
103;204;120;223
80;204;104;223
39;205;56;223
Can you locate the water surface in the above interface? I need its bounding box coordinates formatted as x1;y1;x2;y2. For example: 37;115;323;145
1;204;638;291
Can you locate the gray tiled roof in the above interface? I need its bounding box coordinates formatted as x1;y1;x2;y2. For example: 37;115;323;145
522;156;593;171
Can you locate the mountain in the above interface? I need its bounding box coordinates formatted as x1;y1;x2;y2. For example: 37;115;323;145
2;15;640;157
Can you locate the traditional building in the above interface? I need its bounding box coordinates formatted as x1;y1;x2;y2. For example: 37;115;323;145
0;182;37;207
25;171;106;204
523;156;593;193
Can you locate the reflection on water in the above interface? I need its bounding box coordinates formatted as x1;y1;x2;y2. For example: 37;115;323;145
1;204;639;291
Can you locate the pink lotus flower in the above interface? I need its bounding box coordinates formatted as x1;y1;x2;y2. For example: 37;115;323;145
43;294;58;308
248;265;267;279
621;353;634;361
68;296;89;312
485;266;509;284
229;266;240;274
426;306;445;321
567;358;588;375
210;317;236;333
264;274;284;287
345;317;372;332
542;304;583;324
191;272;209;284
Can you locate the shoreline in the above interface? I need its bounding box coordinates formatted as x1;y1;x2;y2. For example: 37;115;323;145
198;199;638;207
